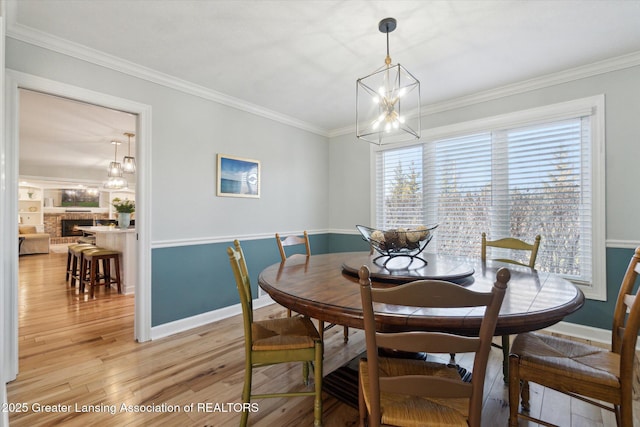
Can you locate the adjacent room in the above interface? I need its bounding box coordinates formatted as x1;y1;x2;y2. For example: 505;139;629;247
2;1;640;426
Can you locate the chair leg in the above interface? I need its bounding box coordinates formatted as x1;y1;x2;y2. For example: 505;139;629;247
240;362;252;427
313;340;323;427
620;394;633;427
89;257;98;298
521;380;530;412
71;253;82;287
79;257;88;292
113;255;122;293
70;254;77;287
615;404;622;427
358;372;367;427
508;354;520;427
104;258;111;283
66;250;72;282
502;334;510;383
343;325;349;343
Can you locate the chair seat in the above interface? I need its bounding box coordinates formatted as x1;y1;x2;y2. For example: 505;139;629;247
511;332;620;388
359;357;469;426
252;316;320;351
84;249;121;257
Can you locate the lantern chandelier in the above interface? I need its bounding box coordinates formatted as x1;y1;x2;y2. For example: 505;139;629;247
356;17;421;145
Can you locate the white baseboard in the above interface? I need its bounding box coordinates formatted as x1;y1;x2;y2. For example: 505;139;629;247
542;321;640;350
543;321;611;346
150;294;274;340
530;321;640;356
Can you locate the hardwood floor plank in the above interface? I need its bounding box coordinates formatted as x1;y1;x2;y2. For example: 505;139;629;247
7;251;631;426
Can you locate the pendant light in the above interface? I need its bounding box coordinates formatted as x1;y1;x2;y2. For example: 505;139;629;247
356;17;421;145
107;140;123;177
104;141;127;189
104;176;127;190
122;132;136;174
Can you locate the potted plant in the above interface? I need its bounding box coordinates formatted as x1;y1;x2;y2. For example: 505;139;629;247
112;198;135;229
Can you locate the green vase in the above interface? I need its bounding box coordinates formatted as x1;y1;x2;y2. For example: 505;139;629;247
118;212;131;229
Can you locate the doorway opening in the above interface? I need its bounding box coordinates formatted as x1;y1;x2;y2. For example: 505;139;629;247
4;71;152;382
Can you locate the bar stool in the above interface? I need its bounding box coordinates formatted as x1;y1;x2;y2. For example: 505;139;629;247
66;243;97;287
80;248;122;298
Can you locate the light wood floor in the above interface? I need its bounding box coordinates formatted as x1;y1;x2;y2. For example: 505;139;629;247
7;251;633;426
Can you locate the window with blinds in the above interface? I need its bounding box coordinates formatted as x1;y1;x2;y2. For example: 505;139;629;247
374;98;603;290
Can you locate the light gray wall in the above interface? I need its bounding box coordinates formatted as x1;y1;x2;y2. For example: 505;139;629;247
6;38;330;242
329;65;640;243
329;132;371;232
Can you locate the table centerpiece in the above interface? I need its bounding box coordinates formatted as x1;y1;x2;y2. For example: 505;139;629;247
356;224;438;269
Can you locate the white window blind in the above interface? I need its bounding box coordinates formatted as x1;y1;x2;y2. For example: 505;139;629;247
375;145;424;229
375;114;595;285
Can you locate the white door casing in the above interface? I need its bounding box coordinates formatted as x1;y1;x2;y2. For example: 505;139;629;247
2;70;153;382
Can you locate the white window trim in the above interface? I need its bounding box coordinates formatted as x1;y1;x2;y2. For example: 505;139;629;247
370;95;606;301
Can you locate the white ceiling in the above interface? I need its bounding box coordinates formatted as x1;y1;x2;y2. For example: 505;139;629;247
10;0;640;177
18;89;137;185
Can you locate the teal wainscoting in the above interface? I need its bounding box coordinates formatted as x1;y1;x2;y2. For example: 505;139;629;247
152;233;633;333
329;232;371;253
151;233;331;326
564;246;636;331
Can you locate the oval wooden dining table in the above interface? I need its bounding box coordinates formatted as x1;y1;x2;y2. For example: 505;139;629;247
257;251;585;337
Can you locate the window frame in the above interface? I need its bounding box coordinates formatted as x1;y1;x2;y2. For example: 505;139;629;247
370;95;606;301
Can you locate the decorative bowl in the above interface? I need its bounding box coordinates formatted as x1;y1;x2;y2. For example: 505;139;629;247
356;224;438;258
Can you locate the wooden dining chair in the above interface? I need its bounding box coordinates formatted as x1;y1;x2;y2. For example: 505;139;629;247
358;265;510;427
509;246;640;427
481;232;541;268
276;231;350;342
276;231;311;262
228;240;323;427
481;232;541;381
276;231;311;319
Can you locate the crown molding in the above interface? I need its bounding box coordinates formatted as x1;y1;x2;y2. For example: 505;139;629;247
423;50;640;114
330;50;640;138
5;6;330;138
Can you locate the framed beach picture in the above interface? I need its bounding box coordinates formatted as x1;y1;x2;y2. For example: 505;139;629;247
217;154;261;198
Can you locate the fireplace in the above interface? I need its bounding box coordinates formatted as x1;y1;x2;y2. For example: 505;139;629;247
61;219;93;237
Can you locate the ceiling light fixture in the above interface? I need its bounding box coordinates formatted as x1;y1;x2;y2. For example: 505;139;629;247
104;175;127;190
104;141;127;189
108;141;123;178
356;17;421;145
122;132;136;174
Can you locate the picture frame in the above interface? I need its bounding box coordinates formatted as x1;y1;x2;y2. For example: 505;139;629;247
216;154;261;198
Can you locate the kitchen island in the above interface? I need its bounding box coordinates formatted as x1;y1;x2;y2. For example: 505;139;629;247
76;226;137;294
